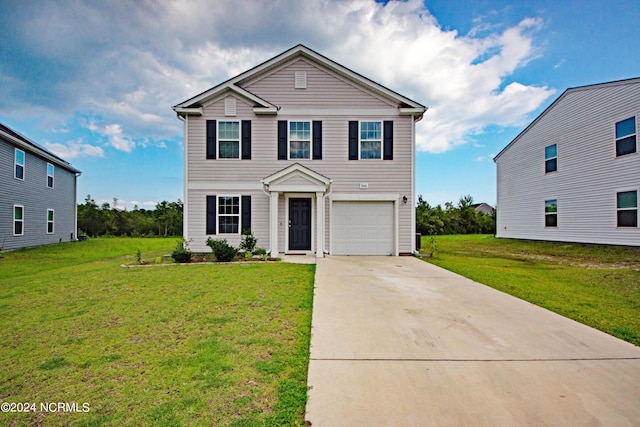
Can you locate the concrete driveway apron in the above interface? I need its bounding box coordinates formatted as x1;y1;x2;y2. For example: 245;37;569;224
305;256;640;427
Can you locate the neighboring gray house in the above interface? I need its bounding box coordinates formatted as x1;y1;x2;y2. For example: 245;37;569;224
1;123;81;250
173;45;426;256
494;78;640;246
471;203;494;215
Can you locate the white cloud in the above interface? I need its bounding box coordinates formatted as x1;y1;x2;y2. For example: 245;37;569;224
1;0;556;154
44;139;104;159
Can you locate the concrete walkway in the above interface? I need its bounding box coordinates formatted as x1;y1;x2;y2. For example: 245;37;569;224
305;256;640;426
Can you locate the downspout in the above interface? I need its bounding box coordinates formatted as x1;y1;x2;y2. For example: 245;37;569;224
74;171;82;241
322;180;333;254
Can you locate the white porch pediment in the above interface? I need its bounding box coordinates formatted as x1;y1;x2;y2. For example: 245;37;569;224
262;163;331;193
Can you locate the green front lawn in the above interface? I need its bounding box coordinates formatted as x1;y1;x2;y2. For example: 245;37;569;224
421;235;640;346
0;238;314;426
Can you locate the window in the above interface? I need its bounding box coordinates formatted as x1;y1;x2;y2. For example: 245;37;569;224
218;196;240;234
360;121;382;159
13;205;24;236
218;121;240;159
545;144;557;173
47;209;54;234
289;121;311;159
617;190;638;227
47;163;54;188
15;148;25;180
615;117;636;156
545;199;558;227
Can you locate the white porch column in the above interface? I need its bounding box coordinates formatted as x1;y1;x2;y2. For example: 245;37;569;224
315;192;325;258
269;192;279;257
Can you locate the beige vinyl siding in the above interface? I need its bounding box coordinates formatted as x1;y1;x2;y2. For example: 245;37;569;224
496;80;640;246
185;61;416;254
243;59;395;110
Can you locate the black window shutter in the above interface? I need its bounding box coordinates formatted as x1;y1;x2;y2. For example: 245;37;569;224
312;121;322;160
206;120;216;159
241;195;251;232
241;120;251;159
278;121;287;160
383;120;393;160
206;195;217;234
348;121;358;160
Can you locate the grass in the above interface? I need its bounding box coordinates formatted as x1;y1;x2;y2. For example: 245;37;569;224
0;238;315;426
420;235;640;346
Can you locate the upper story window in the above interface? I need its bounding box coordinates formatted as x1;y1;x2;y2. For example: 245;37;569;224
218;196;240;234
615;116;636;157
545;144;557;173
289;121;311;159
218;121;240;159
47;163;55;188
360;121;382;159
617;190;638;227
15;148;25;180
14;205;24;236
545;199;558;227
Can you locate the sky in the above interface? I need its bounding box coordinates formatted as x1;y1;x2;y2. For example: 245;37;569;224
1;0;638;209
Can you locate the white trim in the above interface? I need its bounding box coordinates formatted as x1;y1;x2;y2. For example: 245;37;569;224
277;107;398;116
47;209;54;234
47;163;55;188
183;115;189;242
13;204;24;236
216;120;241;160
217;194;242;235
616;188;639;228
269;192;279;256
287;120;312;160
285;193;315;254
173;107;203;115
188;182;263;191
358;120;383;160
614;115;637;157
14;148;25;180
262;163;330;187
330;193;400;201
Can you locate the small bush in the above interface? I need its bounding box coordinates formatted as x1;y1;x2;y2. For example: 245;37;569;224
171;241;192;263
206;238;237;262
254;247;267;256
239;229;258;253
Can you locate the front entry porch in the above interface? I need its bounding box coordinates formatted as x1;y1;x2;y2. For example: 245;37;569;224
262;163;331;258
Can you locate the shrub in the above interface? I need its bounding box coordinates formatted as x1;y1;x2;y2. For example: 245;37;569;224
206;238;237;262
239;229;258;253
171;241;192;263
254;247;267;255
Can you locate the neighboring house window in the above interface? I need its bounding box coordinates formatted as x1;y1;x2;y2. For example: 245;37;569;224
359;121;382;159
218;121;240;159
218;196;240;234
289;121;311;159
15;148;25;180
47;163;55;188
617;190;638;227
615;116;636;156
545;144;557;173
14;205;24;236
545;199;558;227
47;209;54;234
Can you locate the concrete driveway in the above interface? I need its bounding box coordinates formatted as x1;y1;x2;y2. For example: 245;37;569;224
305;256;640;426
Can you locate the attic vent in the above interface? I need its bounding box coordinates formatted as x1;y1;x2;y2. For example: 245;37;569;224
225;98;236;116
294;71;307;89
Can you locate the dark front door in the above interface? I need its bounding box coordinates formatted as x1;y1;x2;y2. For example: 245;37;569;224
289;198;311;251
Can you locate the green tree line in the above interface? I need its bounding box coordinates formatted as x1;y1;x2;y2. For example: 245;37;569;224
78;195;183;237
416;194;496;235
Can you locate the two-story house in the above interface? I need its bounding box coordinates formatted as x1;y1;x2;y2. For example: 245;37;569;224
1;123;81;250
494;77;640;246
174;45;426;256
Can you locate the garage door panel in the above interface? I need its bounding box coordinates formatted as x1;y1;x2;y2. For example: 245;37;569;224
333;201;394;255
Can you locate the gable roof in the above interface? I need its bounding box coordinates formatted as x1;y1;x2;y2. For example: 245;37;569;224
173;44;426;118
493;77;640;162
0;123;81;174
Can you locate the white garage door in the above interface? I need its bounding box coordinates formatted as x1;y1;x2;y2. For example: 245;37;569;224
332;201;394;255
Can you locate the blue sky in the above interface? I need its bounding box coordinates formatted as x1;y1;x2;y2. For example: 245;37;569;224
1;0;638;209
